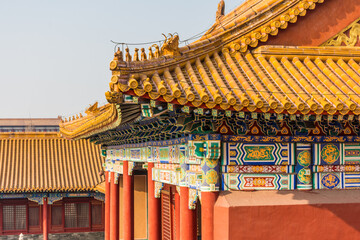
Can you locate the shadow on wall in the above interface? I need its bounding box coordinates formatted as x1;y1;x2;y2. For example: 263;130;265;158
276;189;360;233
215;190;360;240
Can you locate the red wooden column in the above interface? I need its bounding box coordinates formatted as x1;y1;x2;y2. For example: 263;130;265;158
174;189;181;240
179;187;196;240
105;171;111;240
42;197;48;240
123;161;134;240
110;172;119;240
201;192;219;240
147;162;161;240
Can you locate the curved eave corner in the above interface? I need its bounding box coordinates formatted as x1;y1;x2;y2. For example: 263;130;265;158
60;104;121;140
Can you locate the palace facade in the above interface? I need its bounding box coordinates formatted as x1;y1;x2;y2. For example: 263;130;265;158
61;0;360;239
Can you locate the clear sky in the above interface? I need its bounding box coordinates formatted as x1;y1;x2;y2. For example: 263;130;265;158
0;0;242;118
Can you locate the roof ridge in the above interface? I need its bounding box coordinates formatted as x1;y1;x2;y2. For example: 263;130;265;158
108;0;324;78
0;132;60;139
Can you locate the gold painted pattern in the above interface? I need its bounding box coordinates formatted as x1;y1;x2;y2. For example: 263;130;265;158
323;18;360;47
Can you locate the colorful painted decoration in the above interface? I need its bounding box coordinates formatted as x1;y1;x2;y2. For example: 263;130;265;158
154;182;164;198
297;150;311;167
222;173;296;190
222;143;295;165
152;168;178;185
313;165;360;172
344;143;360;164
298;169;311;184
321;144;340;164
222;165;294;173
188;189;199;210
313;143;343;165
296;144;312;190
314;172;360;189
103;135;360;192
321;173;340;189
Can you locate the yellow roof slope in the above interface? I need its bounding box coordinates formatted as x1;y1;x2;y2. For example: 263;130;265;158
115;46;360;115
107;0;342;115
0;132;104;193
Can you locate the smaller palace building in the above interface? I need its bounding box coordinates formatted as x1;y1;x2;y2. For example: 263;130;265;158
0;118;105;240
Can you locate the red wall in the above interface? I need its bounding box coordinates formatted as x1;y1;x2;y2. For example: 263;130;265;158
214;191;360;240
263;0;360;46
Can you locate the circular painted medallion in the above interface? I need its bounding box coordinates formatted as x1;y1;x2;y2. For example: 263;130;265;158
205;169;219;185
321;173;340;189
297;168;311;184
321;144;340;164
297;150;311;167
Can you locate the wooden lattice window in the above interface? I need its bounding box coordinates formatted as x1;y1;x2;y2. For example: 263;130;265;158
64;202;90;228
2;205;26;231
28;206;40;227
50;198;104;232
51;205;63;226
91;203;102;226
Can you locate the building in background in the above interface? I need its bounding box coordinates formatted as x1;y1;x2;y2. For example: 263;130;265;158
61;0;360;239
0;119;105;240
0;118;60;132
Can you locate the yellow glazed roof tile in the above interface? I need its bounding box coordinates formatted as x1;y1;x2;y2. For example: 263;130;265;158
0;133;104;193
105;0;334;115
95;181;106;194
114;46;360;116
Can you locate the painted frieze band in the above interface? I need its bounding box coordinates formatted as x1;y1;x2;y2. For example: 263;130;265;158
222;143;295;165
296;144;312;190
222;173;296;191
313;165;360;172
313;172;360;189
222;165;295;173
104;135;360;192
222;135;360;143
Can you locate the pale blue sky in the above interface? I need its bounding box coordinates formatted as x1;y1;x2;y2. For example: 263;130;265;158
0;0;242;118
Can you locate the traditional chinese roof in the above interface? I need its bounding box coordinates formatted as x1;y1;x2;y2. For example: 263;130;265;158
60;103;141;140
199;0;309;43
0;132;104;193
61;0;360;141
113;46;360;115
107;0;360;116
